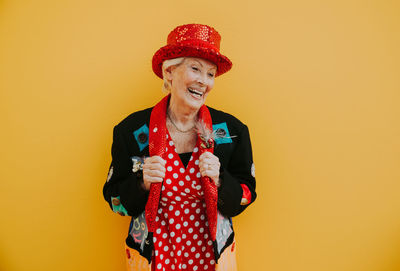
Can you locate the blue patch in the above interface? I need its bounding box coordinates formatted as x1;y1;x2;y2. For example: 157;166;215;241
111;196;129;216
212;122;232;145
133;124;149;151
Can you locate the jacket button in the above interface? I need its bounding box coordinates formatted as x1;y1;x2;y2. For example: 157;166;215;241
216;128;226;137
138;132;148;143
112;198;121;206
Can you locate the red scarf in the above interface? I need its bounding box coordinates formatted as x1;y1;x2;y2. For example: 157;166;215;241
146;95;218;241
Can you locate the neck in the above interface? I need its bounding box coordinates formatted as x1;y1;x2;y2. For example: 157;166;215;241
168;97;199;127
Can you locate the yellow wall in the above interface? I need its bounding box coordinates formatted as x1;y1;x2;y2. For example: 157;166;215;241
1;0;400;270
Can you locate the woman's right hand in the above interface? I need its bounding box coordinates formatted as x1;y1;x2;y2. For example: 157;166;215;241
142;156;166;191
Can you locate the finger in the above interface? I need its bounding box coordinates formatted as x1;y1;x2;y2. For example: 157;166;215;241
144;169;165;179
144;176;164;183
143;163;166;172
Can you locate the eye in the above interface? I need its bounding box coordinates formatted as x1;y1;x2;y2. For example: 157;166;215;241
191;66;199;71
208;72;215;78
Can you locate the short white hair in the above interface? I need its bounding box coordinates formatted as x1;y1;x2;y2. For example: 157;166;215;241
161;57;185;92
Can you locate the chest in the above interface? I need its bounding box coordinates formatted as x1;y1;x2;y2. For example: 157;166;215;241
167;123;197;153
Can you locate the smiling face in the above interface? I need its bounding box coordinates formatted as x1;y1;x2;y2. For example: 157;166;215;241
165;57;217;112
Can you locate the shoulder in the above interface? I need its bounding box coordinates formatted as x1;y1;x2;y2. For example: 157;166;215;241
207;106;247;136
114;107;153;133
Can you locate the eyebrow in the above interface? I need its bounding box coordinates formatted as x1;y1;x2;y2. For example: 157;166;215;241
193;59;217;72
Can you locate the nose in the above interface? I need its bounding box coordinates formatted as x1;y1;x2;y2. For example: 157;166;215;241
196;73;206;86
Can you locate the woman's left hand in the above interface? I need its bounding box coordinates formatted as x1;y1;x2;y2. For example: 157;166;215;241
199;152;221;187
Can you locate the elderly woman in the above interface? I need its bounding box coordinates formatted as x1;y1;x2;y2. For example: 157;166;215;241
103;24;256;271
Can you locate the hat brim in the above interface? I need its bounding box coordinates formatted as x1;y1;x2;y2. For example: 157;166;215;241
152;43;232;79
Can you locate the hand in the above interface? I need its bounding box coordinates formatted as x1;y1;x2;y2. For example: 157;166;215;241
142;156;166;191
199;152;221;187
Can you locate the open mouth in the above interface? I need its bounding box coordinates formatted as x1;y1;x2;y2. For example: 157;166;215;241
188;87;204;98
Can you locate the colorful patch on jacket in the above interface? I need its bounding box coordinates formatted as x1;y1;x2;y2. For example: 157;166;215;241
133;124;149;151
128;212;148;251
212;122;233;145
111;196;129;216
131;156;144;173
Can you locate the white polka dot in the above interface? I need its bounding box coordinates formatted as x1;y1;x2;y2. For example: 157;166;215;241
155;216;159;222
158;208;162;214
161;220;166;226
200;215;205;220
167;192;173;197
166;134;169;139
189;168;195;173
204;233;208;239
182;234;187;239
200;259;204;265
157;263;162;269
196;208;201;214
184;209;189;214
153;127;158;133
204;265;208;270
180;168;185;173
184;188;190;193
184;252;189;257
210;260;215;265
156;228;161;234
171;264;175;270
174;160;179;166
155;250;159;256
185;175;191;181
202;246;206;252
177;250;181;256
176;237;181;243
184;200;189;204
173;173;178;179
193;266;198;271
166;146;168;151
183;221;188;227
176;224;181;229
169;205;174;211
193;147;198;153
162;186;165;191
195;160;199;165
168;153;173;159
165;259;170;264
196;173;201;178
175;210;180;216
197;240;202;246
163;246;169;252
173;186;178;191
200;228;204;233
182;264;187;269
195;253;200;258
188;228;193;233
206;252;211;258
186;240;191;246
179;181;184;186
169;141;174;146
175;196;181;201
160;253;163;259
191;247;196;252
166;179;172;185
188;259;193;265
194;222;199;227
171;231;175;237
162;233;167;239
169;218;174;224
158;241;162;246
193;234;198;239
208;240;212;246
191;202;197;207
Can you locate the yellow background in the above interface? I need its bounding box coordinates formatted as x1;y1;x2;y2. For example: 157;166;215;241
1;0;400;270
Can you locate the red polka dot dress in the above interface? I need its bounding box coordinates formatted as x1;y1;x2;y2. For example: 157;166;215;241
152;132;216;271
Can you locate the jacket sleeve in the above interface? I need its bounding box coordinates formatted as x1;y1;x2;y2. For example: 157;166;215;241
103;124;148;217
217;125;257;217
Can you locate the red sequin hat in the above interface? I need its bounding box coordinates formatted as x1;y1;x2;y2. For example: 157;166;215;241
152;24;232;79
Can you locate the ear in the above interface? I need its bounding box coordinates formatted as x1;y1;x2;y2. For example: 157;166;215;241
164;65;177;81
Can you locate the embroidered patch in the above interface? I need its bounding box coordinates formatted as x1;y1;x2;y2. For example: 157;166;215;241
106;166;113;182
251;163;255;177
133;124;149;151
212;122;233;145
111;196;129;216
131;156;144;173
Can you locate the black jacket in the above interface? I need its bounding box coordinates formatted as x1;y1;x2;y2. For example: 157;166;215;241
103;106;256;259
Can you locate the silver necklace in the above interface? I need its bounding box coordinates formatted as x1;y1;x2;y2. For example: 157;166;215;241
167;111;196;133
